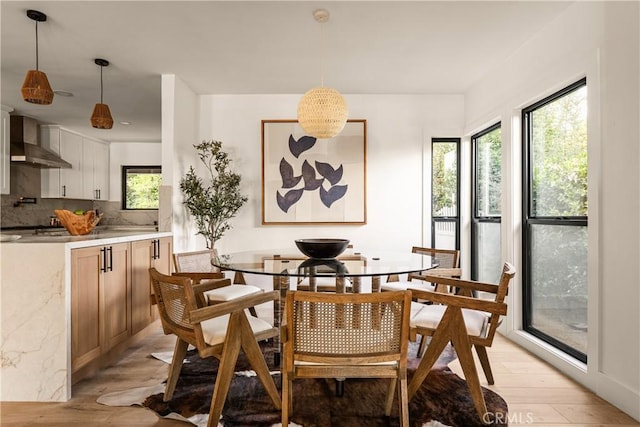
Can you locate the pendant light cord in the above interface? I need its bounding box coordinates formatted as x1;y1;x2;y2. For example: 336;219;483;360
100;65;104;104
34;21;39;71
320;20;325;87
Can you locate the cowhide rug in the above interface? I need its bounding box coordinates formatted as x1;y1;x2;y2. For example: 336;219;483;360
98;342;508;427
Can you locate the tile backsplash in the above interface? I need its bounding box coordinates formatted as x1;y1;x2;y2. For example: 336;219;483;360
0;163;157;228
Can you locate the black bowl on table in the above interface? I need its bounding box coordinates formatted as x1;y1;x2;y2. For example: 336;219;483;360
295;238;350;259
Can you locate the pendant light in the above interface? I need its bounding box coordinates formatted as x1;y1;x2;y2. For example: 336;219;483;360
21;10;54;105
297;9;348;139
90;59;114;129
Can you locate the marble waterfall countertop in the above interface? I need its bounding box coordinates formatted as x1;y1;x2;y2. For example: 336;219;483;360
0;229;172;402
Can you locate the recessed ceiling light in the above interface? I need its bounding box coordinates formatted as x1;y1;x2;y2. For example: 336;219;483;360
119;121;132;125
53;90;74;97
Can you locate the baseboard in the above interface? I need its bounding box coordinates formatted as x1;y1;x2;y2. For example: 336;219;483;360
507;330;639;422
596;372;640;422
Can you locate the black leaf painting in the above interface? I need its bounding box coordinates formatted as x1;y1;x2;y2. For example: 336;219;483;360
279;158;302;188
288;134;316;158
275;131;352;214
315;161;343;185
320;185;348;208
301;160;324;191
277;188;304;213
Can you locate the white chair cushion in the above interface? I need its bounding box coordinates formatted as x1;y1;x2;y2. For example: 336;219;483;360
203;284;262;303
410;301;425;318
201;312;273;346
381;280;435;292
410;304;490;338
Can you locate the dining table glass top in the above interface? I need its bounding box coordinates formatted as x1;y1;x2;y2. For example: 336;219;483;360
211;249;439;278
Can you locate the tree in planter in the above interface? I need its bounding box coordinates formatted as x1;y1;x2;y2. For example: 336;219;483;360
180;140;248;250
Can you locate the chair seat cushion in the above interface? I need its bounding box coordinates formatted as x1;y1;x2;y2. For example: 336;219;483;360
381;280;435;292
410;304;489;338
201;312;273;346
203;284;262;303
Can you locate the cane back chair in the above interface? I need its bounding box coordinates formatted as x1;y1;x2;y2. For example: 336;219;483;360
149;268;280;427
407;262;516;421
281;290;412;426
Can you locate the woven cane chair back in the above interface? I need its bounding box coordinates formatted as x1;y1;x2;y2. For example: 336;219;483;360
290;293;406;361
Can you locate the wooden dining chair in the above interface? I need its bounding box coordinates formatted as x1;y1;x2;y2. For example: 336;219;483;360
381;246;461;294
281;290;412;427
173;249;262;316
148;268;281;427
407;262;516;421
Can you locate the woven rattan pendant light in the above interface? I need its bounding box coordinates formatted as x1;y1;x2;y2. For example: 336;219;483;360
90;59;114;129
297;9;348;139
21;10;54;105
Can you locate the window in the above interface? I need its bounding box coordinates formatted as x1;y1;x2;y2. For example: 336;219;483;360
471;123;502;283
522;78;588;362
122;166;162;210
431;138;460;250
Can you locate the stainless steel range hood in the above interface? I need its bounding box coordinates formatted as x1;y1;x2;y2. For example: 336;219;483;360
10;116;72;168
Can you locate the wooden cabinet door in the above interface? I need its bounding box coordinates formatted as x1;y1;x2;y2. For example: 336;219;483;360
71;246;103;372
130;237;173;334
130;239;155;335
153;237;173;274
103;243;131;350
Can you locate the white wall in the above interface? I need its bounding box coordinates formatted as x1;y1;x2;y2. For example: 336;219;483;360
108;142;161;202
464;1;639;420
180;93;464;254
162;74;199;243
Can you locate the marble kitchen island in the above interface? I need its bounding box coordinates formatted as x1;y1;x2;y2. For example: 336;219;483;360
0;230;172;402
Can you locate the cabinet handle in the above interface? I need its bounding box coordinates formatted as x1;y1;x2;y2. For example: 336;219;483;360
156;239;160;260
100;247;107;272
94;189;98;200
108;246;113;271
98;189;101;200
62;185;66;197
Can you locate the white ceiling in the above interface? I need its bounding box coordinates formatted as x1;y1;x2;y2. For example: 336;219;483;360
1;1;572;143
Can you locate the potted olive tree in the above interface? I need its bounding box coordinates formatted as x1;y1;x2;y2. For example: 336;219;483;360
179;140;248;250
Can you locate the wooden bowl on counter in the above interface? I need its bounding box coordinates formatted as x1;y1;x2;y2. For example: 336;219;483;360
54;209;104;235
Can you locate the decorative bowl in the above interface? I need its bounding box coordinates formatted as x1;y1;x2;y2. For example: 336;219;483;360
54;209;103;235
295;238;350;259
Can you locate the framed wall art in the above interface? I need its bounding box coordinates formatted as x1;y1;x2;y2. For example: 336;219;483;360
261;119;367;225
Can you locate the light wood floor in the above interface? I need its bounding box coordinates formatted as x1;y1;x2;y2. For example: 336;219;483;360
1;322;638;427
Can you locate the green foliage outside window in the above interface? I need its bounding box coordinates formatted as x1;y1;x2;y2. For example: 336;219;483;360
475;127;502;217
531;85;588;217
432;141;458;216
123;167;161;209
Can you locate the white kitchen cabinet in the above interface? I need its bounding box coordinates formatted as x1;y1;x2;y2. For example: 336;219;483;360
0;107;11;195
82;138;109;200
41;126;108;200
41;126;83;198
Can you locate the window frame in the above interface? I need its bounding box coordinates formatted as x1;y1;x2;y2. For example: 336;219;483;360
522;78;588;363
471;122;502;281
431;137;461;250
121;165;162;210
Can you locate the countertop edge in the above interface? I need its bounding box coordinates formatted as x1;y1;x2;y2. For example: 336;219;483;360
0;231;173;247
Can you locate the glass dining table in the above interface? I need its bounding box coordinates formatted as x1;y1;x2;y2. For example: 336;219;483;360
211;248;439;364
